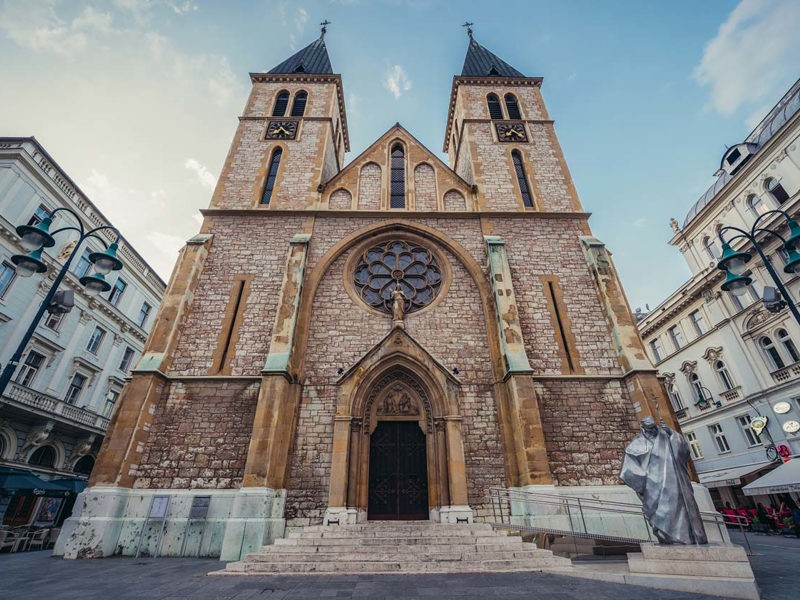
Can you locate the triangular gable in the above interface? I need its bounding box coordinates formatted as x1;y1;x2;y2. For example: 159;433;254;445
321;123;472;200
337;325;461;388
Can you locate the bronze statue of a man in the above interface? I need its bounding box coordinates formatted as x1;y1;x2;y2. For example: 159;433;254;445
620;416;708;545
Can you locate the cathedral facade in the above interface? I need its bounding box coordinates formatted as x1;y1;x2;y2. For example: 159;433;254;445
56;33;676;560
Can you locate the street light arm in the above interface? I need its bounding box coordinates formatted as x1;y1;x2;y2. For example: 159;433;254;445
717;225;753;245
752;208;794;232
48;207;86;237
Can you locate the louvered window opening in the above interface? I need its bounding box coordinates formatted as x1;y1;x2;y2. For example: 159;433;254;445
505;94;521;120
273;91;289;116
512;151;533;208
261;148;282;205
291;91;307;117
487;94;503;120
390;145;405;208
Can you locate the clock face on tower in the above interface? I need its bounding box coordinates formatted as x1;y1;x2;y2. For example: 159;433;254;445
495;122;528;143
266;120;298;140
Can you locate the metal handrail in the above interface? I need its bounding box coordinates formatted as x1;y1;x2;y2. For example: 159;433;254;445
489;487;738;550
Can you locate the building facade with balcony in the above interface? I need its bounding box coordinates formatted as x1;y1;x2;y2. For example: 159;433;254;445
0;137;165;525
638;80;800;510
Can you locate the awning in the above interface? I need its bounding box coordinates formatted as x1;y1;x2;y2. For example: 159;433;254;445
0;467;72;497
698;462;774;489
743;459;800;496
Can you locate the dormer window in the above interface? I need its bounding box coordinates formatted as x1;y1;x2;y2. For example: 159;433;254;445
718;143;756;176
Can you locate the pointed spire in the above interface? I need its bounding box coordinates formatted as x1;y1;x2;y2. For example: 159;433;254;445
268;33;333;75
460;33;525;78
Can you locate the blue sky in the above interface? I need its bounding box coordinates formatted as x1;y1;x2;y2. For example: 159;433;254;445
0;0;798;310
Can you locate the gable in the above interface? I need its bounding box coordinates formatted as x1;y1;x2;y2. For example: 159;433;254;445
321;124;474;212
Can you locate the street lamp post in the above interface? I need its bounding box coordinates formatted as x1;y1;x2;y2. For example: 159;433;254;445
717;209;800;326
0;207;123;399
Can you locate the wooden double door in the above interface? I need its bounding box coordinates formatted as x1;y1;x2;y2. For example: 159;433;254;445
367;421;429;520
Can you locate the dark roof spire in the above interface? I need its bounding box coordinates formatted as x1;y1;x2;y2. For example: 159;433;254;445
320;19;330;40
268;34;333;75
460;35;525;78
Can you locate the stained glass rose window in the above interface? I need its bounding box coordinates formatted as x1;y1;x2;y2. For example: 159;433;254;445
353;241;443;314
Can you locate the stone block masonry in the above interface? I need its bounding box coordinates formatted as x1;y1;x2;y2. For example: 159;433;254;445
133;379;260;490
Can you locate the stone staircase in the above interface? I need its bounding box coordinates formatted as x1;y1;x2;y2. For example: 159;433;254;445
216;521;572;575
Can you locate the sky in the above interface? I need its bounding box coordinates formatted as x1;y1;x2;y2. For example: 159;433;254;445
0;0;799;310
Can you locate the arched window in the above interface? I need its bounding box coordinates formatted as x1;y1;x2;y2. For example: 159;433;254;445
690;373;707;403
73;455;95;476
777;328;800;363
667;384;684;411
703;236;720;260
504;93;521;120
390;144;405;208
290;91;307;117
29;445;56;468
487;93;503;120
272;91;290;117
511;150;534;208
764;177;789;204
760;336;785;370
715;360;735;390
260;148;282;205
747;194;768;217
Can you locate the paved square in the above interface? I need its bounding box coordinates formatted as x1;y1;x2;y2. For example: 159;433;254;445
0;551;725;600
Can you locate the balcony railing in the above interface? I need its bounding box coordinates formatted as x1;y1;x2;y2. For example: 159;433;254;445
720;386;742;402
2;381;110;432
771;362;800;384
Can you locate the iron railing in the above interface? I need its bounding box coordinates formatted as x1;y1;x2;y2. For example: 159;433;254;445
488;487;749;553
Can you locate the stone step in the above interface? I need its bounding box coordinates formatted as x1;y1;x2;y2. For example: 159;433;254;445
230;557;570;574
268;541;526;553
246;549;554;563
276;534;522;546
628;556;756;579
289;528;499;539
300;523;493;533
221;522;571;576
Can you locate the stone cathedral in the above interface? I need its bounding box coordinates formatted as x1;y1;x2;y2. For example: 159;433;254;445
57;31;678;562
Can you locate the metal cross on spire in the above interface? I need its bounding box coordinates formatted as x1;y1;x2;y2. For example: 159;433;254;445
320;19;331;39
462;21;474;39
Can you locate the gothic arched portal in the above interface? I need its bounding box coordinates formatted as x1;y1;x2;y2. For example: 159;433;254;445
325;331;472;524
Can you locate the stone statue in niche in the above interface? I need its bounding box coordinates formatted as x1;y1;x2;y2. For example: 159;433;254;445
391;285;406;328
377;387;419;416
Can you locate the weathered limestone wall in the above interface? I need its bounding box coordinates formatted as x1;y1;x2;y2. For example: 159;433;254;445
533;379;639;486
134;379;260;489
450;83;580;212
210;80;340;210
169;215;306;376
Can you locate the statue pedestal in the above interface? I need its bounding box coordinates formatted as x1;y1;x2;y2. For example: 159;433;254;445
624;543;759;600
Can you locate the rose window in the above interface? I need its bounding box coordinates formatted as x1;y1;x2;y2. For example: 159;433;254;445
353;241;443;314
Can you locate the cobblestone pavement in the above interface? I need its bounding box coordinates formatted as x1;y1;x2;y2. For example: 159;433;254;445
729;530;799;600
0;551;724;600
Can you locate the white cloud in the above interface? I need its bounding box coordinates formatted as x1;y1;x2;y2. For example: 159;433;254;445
295;7;309;31
185;158;217;189
0;0;88;57
632;217;648;229
167;1;198;14
693;0;800;116
0;2;242;281
72;6;114;34
383;65;412;99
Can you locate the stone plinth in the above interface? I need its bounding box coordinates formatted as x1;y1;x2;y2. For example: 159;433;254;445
54;486;285;561
625;543;759;600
